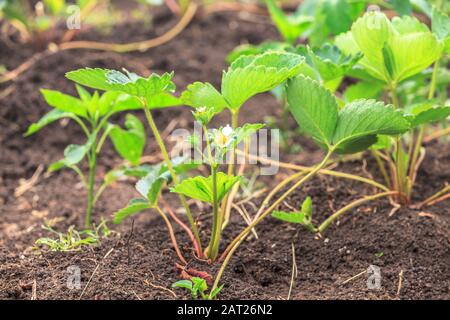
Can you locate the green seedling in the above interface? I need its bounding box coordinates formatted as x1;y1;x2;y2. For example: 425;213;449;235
26;84;147;226
172;277;224;300
35;218;111;252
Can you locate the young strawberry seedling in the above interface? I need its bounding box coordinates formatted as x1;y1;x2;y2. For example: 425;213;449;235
172;277;223;300
26;84;147;226
64;51;304;263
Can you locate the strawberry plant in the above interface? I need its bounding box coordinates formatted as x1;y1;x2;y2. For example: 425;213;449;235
209;74;411;297
64;52;305;262
336;10;450;204
26;84;147;226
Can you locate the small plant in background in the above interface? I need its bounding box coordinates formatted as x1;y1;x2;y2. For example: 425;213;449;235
172;277;223;300
35;218;111;252
0;0;102;45
26;84;147;226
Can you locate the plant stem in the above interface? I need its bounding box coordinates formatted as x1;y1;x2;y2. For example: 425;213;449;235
154;206;188;265
371;150;392;189
227;111;239;176
238;150;390;192
142;104;203;255
85;147;97;227
210;150;334;296
317;191;397;233
418;184;450;207
222;141;249;229
408;61;439;195
207;165;220;260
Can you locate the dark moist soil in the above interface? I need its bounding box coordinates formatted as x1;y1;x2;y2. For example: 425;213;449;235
1;8;449;300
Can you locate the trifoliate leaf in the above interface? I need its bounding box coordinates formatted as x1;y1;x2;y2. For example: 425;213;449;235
113;198;151;224
287;76;411;154
170;173;240;204
338;11;443;83
431;7;450;41
332;99;410;153
286;75;338;147
65;68;175;99
222;52;305;111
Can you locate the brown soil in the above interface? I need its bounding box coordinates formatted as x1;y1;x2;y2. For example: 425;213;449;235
0;8;449;300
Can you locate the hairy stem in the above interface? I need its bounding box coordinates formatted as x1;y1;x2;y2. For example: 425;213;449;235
317;191;398;233
207;165;220;260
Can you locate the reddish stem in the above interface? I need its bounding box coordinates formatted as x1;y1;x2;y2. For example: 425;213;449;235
160;198;202;258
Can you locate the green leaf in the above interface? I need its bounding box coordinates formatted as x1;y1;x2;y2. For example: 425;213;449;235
25;109;74;136
265;0;313;44
172;280;193;290
343;81;384;102
390;0;412;15
286;75;338;147
181;82;227;113
301;196;312;220
146;92;181;109
333;99;410;153
233;123;265;146
322;0;355;35
338;11;443;83
135;164;168;206
41;89;87;118
350;11;395;82
406;105;450;127
307;43;362;81
170;173;240;204
226;42;292;64
113;198;150;224
108;114;146;166
431;7;450;41
272;197;315;231
222;52;305;111
49;136;94;172
209;284;224;300
65;68;175;99
133;157;198;206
